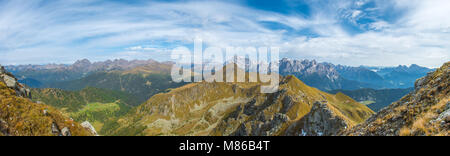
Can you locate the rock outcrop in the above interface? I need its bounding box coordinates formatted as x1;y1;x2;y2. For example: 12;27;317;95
0;66;92;136
81;121;99;136
0;66;31;98
343;62;449;136
286;101;348;136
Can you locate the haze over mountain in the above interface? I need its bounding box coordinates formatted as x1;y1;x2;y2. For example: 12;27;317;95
47;61;187;104
365;65;435;88
279;58;432;91
4;59;164;88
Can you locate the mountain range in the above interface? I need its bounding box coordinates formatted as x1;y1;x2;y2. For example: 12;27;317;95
4;58;433;115
104;72;374;136
329;88;414;112
6;58;433;93
279;58;433;91
1;58;447;136
5;59;163;88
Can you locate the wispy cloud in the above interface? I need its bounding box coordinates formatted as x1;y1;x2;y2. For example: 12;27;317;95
0;0;448;67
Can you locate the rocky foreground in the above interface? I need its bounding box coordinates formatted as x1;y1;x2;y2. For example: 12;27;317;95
343;62;449;136
0;66;96;136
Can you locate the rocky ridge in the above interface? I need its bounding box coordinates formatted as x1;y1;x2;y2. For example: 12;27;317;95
107;71;374;136
0;65;93;136
343;62;449;136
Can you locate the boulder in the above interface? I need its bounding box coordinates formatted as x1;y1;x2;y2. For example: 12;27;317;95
291;101;348;136
51;123;60;135
0;65;31;98
81;121;99;136
61;127;71;136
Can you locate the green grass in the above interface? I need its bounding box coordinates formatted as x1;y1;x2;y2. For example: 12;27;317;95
31;87;134;135
329;88;413;112
71;102;125;130
48;72;188;105
72;102;121;119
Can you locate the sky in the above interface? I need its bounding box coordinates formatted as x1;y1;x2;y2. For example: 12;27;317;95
0;0;449;68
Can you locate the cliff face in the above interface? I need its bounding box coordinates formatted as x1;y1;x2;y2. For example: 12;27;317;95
343;62;449;136
279;58;378;91
284;101;348;136
0;65;92;136
108;75;374;136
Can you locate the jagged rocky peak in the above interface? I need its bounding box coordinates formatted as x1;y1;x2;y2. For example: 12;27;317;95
0;65;31;98
73;59;92;68
279;58;340;80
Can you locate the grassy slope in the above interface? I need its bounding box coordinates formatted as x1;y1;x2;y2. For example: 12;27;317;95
0;81;91;136
31;87;135;134
32;87;138;111
106;74;374;136
344;62;449;136
329;88;414;112
48;69;187;105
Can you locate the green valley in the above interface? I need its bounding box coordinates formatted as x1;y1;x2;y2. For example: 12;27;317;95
31;87;136;134
330;88;414;112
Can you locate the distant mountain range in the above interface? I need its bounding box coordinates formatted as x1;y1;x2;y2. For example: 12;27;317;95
279;58;434;91
365;64;434;88
5;59;163;88
6;58;433;92
6;60;187;105
279;58;378;91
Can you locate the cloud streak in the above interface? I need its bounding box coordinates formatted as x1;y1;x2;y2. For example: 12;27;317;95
0;0;448;68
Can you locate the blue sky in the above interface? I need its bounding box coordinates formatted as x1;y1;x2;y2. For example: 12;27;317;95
0;0;449;67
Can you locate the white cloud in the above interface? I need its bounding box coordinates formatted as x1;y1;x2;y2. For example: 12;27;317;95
351;10;362;19
0;0;448;68
369;21;390;30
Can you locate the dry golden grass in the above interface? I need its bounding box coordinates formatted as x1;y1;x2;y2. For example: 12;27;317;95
0;81;92;136
111;74;375;136
399;127;412;136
